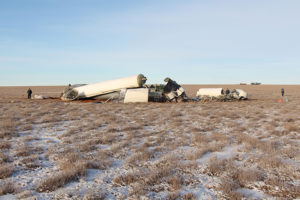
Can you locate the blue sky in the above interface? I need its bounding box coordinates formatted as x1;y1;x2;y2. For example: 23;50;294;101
0;0;299;85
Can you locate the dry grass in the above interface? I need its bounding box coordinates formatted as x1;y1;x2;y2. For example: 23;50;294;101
113;172;140;186
182;192;197;200
0;85;299;199
206;156;229;176
36;160;87;192
234;168;264;187
281;146;298;158
21;155;41;169
0;118;17;138
83;191;106;200
167;192;180;200
0;164;14;179
15;145;43;157
0;140;11;150
167;175;183;191
86;151;112;170
17;190;34;199
218;177;243;200
0;153;10;163
184;148;209;160
259;154;283;168
283;122;299;132
124;151;154;167
0;181;15;195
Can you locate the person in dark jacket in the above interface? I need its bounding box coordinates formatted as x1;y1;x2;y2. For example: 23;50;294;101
281;88;285;97
27;88;32;99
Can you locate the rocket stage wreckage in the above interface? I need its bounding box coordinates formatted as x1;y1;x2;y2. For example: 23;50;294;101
61;74;147;101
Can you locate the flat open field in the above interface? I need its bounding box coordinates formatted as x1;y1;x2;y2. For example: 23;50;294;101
0;85;299;199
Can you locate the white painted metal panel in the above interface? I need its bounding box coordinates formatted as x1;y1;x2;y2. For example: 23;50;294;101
124;88;149;103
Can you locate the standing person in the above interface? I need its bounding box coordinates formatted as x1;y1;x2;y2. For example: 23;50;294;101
27;88;32;99
281;88;285;97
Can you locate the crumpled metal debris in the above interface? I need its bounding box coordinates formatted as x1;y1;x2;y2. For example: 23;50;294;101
193;88;248;102
163;77;188;102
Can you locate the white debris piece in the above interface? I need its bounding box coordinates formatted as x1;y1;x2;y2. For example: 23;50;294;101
33;94;46;99
124;88;149;103
196;88;223;97
232;89;248;99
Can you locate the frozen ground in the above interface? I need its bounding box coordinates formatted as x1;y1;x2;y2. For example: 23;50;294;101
0;85;300;199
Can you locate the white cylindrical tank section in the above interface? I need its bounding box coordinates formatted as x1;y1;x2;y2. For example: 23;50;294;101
196;88;223;97
62;74;147;100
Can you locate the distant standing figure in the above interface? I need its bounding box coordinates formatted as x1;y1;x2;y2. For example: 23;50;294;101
225;88;230;95
281;88;285;97
27;88;32;99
